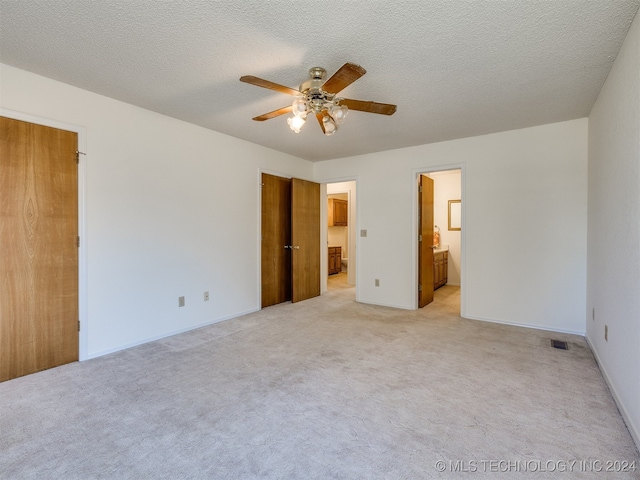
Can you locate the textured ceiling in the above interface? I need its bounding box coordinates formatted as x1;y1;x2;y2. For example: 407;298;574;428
1;1;638;162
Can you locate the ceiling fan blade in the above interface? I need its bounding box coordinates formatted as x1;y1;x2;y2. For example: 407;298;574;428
252;106;293;121
240;75;301;96
316;112;327;134
340;98;397;115
322;63;366;94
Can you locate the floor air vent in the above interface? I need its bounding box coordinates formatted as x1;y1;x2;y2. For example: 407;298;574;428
551;339;568;350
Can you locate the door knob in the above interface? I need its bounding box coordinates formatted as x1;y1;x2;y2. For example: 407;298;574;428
292;245;300;249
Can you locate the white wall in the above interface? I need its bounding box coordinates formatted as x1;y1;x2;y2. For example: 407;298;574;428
587;11;640;449
327;226;348;257
328;194;349;259
428;170;461;286
315;119;588;334
1;64;313;358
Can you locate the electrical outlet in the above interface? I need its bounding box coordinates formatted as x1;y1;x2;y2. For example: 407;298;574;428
360;229;367;237
604;325;608;341
375;279;380;287
178;296;185;307
204;291;210;301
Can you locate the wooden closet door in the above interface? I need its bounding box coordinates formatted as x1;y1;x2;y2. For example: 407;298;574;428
291;178;320;303
261;173;292;307
0;117;79;382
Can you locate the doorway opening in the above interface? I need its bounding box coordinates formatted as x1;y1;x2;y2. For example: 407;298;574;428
326;181;356;292
417;169;462;314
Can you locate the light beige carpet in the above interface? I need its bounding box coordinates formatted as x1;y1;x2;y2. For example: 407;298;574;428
1;282;638;479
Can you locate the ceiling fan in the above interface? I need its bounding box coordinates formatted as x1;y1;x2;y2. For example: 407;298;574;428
240;63;396;136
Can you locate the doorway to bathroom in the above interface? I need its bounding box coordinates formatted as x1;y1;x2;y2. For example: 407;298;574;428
417;169;462;313
327;181;356;292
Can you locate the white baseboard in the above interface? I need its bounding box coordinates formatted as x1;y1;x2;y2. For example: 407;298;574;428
463;313;585;337
356;298;415;310
585;336;640;453
86;307;260;360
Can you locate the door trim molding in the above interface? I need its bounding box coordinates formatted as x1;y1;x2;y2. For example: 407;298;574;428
1;108;89;361
411;164;466;315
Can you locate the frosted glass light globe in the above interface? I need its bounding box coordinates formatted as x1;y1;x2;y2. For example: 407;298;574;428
287;115;305;133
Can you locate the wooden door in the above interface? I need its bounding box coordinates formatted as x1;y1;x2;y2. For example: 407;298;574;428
418;174;434;308
0;116;79;382
261;173;292;307
291;178;320;303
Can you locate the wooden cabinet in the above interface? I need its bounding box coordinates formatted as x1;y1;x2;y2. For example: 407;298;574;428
328;246;342;275
328;198;348;226
433;250;448;290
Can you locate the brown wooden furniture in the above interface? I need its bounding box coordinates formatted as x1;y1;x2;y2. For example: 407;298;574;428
328;246;342;275
328;198;348;226
433;250;448;290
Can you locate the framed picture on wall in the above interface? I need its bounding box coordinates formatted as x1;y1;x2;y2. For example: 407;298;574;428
448;200;461;231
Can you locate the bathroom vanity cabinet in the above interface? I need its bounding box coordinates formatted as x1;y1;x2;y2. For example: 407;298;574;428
433;249;448;289
328;246;342;275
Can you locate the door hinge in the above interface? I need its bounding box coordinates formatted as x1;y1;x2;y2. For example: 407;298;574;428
419;185;422;193
77;236;80;247
419;234;422;242
78;321;81;332
418;284;423;292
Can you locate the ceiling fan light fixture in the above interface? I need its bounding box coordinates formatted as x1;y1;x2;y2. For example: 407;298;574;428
292;97;308;118
322;115;337;135
287;115;305;133
241;62;396;135
329;103;348;124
